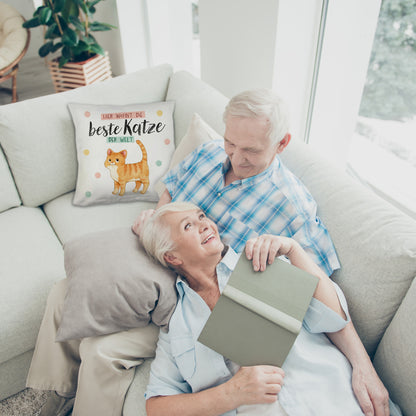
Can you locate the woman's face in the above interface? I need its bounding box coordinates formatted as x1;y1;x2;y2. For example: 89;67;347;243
162;209;224;267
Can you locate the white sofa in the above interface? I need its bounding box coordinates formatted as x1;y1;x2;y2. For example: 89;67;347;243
0;64;415;416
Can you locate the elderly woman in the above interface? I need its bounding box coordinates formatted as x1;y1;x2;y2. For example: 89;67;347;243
140;202;400;416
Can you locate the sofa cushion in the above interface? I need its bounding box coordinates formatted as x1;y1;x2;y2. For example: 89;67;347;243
56;228;177;341
154;113;222;196
0;145;20;213
0;206;65;364
166;70;228;146
280;141;416;356
123;358;153;416
68;101;175;206
373;277;416;416
0;64;173;207
43;192;155;244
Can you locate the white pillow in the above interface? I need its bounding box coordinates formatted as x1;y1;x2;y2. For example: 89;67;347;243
155;113;223;195
68;101;175;206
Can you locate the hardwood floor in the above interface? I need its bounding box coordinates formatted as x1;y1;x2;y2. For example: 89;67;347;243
0;56;55;105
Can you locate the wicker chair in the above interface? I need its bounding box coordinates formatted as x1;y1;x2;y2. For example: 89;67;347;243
0;2;30;103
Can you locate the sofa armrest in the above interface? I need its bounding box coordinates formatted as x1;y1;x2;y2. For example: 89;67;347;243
373;277;416;416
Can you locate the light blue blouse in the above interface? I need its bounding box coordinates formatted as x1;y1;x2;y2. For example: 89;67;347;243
145;248;399;415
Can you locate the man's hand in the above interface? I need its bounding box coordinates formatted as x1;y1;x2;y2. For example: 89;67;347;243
225;365;284;408
352;364;390;416
132;209;155;236
245;235;296;272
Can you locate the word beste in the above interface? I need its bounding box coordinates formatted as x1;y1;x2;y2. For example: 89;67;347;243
89;118;166;137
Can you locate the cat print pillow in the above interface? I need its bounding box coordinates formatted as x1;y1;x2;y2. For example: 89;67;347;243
68;101;175;206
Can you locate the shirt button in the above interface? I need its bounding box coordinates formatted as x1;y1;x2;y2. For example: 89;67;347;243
217;192;222;197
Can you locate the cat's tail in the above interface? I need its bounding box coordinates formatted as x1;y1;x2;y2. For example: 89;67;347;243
136;139;148;163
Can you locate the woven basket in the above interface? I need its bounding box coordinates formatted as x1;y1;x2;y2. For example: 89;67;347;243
47;52;112;93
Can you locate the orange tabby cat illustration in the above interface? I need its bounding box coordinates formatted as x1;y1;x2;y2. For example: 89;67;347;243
104;139;150;196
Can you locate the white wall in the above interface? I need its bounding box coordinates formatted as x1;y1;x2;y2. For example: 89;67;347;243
146;0;194;72
109;0;150;75
112;0;194;75
199;0;280;98
92;0;124;76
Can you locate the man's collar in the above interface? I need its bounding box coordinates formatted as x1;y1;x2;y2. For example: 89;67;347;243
221;156;279;186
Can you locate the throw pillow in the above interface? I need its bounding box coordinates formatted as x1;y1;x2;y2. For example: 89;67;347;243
68;101;175;206
56;227;178;342
155;113;223;195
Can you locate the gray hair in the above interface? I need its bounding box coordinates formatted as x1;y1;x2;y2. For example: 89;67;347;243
140;201;200;267
223;89;290;145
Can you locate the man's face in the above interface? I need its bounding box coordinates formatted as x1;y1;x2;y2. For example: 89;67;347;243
224;116;279;179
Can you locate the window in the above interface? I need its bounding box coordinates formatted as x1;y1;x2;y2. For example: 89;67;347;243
347;0;416;218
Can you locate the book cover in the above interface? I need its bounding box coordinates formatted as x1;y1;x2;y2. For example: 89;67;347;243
198;255;319;367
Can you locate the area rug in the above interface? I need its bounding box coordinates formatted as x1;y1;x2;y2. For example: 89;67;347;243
0;388;48;416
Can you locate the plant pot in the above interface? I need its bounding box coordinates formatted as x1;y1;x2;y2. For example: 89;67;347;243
47;52;112;93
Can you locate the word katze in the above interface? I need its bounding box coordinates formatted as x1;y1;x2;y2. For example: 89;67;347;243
89;119;165;137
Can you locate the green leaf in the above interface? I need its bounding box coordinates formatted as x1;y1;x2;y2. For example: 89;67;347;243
38;41;54;57
39;7;53;24
61;45;72;59
53;0;65;13
76;40;90;52
59;55;69;68
44;23;59;39
62;28;79;46
74;0;88;14
57;15;68;32
84;34;97;44
62;0;79;21
22;17;41;28
51;42;63;53
89;43;105;56
71;40;90;57
87;0;102;8
89;22;114;31
87;0;102;15
69;16;85;32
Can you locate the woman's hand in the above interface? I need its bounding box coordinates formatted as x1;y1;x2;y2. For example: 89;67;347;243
132;209;155;236
245;235;297;271
225;365;285;407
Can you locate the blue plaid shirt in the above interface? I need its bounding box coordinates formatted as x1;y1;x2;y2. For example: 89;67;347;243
163;140;340;275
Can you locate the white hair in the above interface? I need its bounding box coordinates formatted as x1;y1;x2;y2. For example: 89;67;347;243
140;202;200;267
223;89;290;145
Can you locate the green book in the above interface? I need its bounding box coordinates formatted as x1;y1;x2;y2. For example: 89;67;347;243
198;255;319;367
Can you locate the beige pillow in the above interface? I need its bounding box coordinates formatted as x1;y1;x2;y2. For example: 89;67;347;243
155;113;223;195
56;227;177;341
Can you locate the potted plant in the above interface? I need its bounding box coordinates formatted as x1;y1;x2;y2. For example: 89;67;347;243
23;0;116;92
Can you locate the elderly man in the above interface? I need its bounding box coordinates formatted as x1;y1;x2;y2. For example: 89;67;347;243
134;89;338;276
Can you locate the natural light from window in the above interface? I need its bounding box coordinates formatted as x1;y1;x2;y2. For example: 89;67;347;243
347;0;416;218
